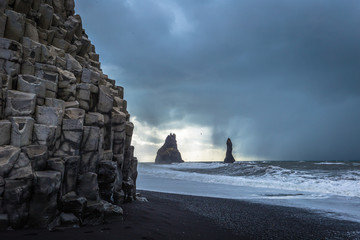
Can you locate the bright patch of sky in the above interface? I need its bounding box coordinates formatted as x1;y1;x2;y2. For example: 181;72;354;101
132;117;251;162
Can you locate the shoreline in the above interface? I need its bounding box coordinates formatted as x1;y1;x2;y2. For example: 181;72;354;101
1;190;360;239
137;161;360;224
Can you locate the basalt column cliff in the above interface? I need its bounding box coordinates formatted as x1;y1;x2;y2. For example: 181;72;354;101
0;0;138;229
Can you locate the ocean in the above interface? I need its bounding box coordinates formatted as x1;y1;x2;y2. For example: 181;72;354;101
137;161;360;223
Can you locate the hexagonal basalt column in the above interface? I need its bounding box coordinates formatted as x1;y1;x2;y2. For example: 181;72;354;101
0;120;12;146
14;0;33;15
0;37;23;62
81;126;100;152
9;117;34;147
80;126;100;173
62;156;80;195
81;68;100;85
125;121;134;149
76;83;91;111
28;171;61;227
77;172;99;201
17;75;46;105
0;145;21;178
3;179;32;228
4;10;25;42
5;90;36;117
32;124;57;151
22;145;48;171
58;68;76;101
98;160;117;202
112;111;126;155
36;106;64;127
7;152;33;180
85;112;105;158
97;85;113;113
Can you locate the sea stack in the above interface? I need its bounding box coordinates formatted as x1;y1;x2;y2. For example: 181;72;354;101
224;138;235;163
0;0;138;230
155;133;184;164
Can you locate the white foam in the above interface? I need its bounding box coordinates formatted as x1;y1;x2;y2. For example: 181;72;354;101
313;162;346;165
165;162;226;169
138;163;360;198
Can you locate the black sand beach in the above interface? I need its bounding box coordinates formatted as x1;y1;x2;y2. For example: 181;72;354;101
1;190;360;240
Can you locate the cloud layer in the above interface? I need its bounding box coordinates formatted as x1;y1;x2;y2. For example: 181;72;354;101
76;0;360;160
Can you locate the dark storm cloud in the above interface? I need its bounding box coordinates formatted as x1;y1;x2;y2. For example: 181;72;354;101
76;0;360;160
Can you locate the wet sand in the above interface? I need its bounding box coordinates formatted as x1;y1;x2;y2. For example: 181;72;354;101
1;190;360;239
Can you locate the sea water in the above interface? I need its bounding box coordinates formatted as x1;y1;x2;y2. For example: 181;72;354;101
137;161;360;222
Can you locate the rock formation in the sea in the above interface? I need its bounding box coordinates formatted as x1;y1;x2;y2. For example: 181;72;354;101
155;133;184;164
224;138;235;163
0;0;138;230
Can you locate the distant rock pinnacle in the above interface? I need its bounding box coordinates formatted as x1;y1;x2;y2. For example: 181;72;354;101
155;133;184;164
224;138;235;163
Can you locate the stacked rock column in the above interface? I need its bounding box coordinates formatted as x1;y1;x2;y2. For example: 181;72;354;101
0;0;138;230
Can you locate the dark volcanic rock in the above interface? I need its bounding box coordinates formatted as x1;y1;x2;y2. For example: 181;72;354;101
224;138;235;163
0;0;138;230
28;171;62;227
82;201;105;226
48;212;80;231
59;212;80;228
22;145;48;171
3;179;32;228
0;214;8;230
61;191;87;218
77;172;100;201
155;133;184;164
98;160;117;201
82;200;123;226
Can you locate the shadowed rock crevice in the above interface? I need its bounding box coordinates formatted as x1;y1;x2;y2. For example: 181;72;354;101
0;0;138;230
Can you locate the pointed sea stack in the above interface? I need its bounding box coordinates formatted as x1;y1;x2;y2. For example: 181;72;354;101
155;133;184;164
224;138;235;163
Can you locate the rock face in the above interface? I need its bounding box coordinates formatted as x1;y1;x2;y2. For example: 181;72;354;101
0;0;138;230
224;138;235;163
155;133;184;164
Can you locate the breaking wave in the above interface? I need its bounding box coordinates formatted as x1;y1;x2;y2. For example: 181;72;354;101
139;161;360;198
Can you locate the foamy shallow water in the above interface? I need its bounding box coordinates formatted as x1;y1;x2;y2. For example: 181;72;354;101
137;162;360;223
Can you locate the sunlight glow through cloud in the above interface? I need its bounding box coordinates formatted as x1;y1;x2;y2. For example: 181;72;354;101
131;117;251;162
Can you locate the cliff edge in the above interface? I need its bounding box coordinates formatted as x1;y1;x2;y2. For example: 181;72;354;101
0;0;137;230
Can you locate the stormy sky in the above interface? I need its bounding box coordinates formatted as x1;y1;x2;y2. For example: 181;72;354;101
75;0;360;161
